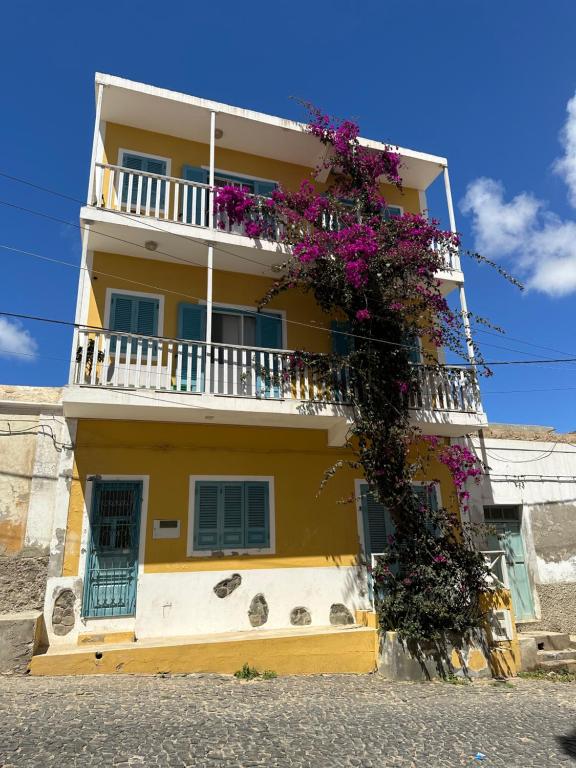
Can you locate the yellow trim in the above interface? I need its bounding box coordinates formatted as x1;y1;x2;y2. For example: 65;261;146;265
77;632;135;646
31;627;377;677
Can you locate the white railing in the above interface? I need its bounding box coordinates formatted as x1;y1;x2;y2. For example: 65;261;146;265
72;328;482;415
72;328;349;404
90;164;461;272
431;240;461;272
93;162;211;228
409;365;481;414
481;550;510;589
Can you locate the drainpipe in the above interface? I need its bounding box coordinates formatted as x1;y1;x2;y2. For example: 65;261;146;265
205;111;216;394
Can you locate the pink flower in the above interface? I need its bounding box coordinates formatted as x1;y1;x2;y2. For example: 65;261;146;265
355;309;371;321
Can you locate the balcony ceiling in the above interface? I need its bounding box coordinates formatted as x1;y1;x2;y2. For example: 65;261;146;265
96;73;446;191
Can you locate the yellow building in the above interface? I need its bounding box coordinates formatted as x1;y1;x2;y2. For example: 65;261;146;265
33;74;508;677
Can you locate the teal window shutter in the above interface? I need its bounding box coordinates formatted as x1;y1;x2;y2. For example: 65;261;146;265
361;484;395;555
193;480;271;551
182;165;209;224
109;293;159;354
255;312;282;349
403;332;421;364
121;153;167;208
245;482;270;547
135;297;159;337
331;320;353;355
253;180;277;198
110;294;135;333
194;482;220;549
221;483;245;548
177;303;206;391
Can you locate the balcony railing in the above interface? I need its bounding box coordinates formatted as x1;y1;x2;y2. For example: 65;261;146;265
72;328;481;416
91;163;461;272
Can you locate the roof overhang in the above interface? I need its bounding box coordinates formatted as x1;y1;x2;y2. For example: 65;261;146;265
95;73;446;191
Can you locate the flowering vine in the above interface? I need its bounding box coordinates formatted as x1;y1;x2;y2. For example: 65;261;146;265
211;106;516;641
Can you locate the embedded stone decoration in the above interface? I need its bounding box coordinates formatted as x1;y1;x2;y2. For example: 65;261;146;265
330;603;354;626
213;573;242;599
290;607;312;626
248;594;268;627
51;588;76;636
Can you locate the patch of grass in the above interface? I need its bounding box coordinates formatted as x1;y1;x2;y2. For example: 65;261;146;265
518;668;576;682
444;674;470;685
234;663;277;681
492;680;515;688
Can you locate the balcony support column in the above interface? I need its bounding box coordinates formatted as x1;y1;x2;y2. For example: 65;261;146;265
443;166;475;366
87;83;105;206
205;111;217;394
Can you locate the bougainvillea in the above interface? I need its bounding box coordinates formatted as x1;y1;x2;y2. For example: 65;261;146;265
212;106;514;640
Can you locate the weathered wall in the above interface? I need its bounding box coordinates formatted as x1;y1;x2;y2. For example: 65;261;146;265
0;387;64;617
459;429;576;632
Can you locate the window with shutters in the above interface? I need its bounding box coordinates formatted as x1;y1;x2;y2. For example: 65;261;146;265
107;290;162;355
188;477;273;554
119;150;170;210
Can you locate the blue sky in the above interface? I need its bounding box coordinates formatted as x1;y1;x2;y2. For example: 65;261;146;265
0;0;575;430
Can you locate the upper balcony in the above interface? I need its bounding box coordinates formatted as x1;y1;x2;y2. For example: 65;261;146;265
81;74;465;291
63;327;487;444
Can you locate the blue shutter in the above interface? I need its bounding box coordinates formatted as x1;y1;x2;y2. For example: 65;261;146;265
194;483;220;549
331;320;353;356
177;303;206;392
121;154;167;208
361;484;395;555
110;294;135;332
182;165;209;224
221;483;245;548
403;332;421;364
245;482;270;547
256;312;282;349
135;298;159;336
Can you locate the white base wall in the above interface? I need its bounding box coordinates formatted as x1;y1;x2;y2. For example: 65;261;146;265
43;566;371;645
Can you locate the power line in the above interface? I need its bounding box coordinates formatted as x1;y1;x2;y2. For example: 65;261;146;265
3;169;576;366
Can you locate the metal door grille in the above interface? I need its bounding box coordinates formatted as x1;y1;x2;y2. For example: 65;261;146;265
83;481;142;618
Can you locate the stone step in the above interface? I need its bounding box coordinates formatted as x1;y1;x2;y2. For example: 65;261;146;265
519;631;572;651
536;659;576;673
537;649;576;662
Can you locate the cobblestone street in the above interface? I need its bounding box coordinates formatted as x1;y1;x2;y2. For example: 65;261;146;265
1;674;575;767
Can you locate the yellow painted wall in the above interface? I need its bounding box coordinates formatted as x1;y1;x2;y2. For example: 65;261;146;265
103;123;420;213
63;421;459;577
88;251;332;352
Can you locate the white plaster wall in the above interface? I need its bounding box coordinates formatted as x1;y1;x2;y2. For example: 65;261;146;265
44;566;370;645
456;435;576;587
135;566;370;639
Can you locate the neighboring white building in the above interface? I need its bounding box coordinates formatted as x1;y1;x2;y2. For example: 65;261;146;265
458;424;576;633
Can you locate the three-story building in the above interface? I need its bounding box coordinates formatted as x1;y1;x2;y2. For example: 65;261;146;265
34;74;489;675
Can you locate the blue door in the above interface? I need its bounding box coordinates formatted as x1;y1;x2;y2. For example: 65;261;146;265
82;480;143;618
485;506;535;621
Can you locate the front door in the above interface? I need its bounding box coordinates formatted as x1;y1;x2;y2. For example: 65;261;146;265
83;480;143;618
484;505;535;621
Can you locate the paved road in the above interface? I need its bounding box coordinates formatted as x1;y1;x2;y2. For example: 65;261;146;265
0;674;575;767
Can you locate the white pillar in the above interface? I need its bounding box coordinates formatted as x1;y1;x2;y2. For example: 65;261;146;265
444;166;475;364
205;111;216;393
86;84;104;206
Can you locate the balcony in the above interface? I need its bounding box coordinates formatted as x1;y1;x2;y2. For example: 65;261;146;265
84;163;462;282
63;328;487;441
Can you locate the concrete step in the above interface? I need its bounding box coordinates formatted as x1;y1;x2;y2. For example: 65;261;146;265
30;624;378;677
519;631;572;651
536;659;576;673
537;649;576;662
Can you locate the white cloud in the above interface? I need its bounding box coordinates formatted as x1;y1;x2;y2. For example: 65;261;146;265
554;92;576;207
460;90;576;297
0;318;38;361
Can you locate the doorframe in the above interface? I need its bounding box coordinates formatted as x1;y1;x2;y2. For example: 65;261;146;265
78;475;150;622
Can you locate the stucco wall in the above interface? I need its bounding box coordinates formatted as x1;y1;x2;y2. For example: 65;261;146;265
459;430;576;631
0;388;64;615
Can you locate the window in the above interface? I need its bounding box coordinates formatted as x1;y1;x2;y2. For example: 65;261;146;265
189;478;273;553
120;152;169;210
108;291;160;354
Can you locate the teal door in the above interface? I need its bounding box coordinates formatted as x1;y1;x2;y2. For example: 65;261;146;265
82;480;143;618
484;506;535;621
